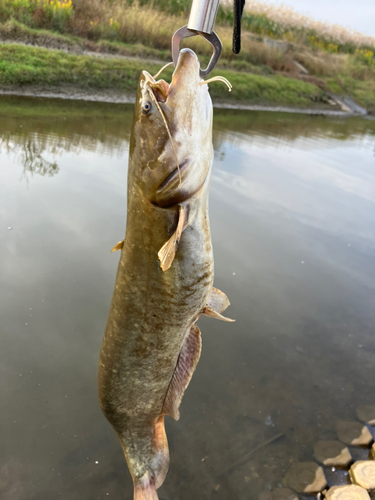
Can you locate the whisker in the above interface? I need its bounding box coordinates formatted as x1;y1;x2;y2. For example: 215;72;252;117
147;85;181;187
153;62;174;80
200;76;232;92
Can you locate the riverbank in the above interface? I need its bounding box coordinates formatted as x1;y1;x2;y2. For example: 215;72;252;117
0;43;363;114
0;2;374;113
0;85;367;116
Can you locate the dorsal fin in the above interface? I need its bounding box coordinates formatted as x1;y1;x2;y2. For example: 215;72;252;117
162;324;201;420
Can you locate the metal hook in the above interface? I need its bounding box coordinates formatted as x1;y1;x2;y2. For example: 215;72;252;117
171;25;222;79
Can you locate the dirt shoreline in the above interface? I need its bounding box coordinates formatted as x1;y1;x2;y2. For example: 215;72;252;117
0;86;367;116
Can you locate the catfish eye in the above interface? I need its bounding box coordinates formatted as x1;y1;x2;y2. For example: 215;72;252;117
141;101;152;114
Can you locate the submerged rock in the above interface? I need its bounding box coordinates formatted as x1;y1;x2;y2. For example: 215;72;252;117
336;421;373;446
286;462;327;494
356;406;375;426
314;441;352;468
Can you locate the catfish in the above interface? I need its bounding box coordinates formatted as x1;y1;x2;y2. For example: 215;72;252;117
98;48;234;500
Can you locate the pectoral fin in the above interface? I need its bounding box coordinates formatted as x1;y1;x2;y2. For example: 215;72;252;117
162;324;201;420
111;240;124;252
202;306;235;322
158;205;186;272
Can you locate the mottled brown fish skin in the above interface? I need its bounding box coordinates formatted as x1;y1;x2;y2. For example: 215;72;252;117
98;49;219;499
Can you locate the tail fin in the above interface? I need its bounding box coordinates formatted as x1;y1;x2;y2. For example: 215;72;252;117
130;416;169;500
134;477;159;500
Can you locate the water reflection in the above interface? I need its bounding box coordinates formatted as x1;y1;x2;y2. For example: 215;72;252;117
0;96;130;177
213;110;375;145
0;96;374;500
2;136;59;179
1;96;375;179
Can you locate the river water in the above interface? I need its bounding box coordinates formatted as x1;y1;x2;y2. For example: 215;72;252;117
1;96;374;500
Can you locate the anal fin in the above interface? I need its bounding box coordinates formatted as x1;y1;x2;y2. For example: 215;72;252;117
158;205;186;272
162;324;201;420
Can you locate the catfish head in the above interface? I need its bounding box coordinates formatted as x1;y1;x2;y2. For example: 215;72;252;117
129;48;213;209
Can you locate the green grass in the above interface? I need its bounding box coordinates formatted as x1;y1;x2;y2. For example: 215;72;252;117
1;0;373;55
0;19;171;60
0;2;372;114
0;19;281;77
0;43;329;107
1;17;374;113
209;70;324;106
325;75;375;112
0;19;286;75
0;43;153;91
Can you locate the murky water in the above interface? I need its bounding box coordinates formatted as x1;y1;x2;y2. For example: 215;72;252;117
1;96;374;500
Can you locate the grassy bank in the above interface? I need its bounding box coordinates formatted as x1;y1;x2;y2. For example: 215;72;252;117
0;0;374;54
1;0;374;71
0;44;330;108
0;0;373;111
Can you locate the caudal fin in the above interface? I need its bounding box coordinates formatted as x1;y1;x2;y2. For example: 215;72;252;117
129;416;169;500
134;477;159;500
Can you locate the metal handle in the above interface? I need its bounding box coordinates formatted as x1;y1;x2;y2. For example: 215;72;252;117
188;0;220;34
172;26;222;78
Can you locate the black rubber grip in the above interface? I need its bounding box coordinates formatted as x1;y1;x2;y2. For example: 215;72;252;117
233;0;245;54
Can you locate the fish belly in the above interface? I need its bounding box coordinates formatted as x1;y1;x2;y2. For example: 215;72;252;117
98;201;213;498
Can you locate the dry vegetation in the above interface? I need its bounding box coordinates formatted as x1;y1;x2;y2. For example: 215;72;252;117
221;0;375;50
0;0;374;110
0;1;290;71
1;0;374;57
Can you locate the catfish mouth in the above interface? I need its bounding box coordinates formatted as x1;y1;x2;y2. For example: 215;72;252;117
146;48;200;103
149;79;169;103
